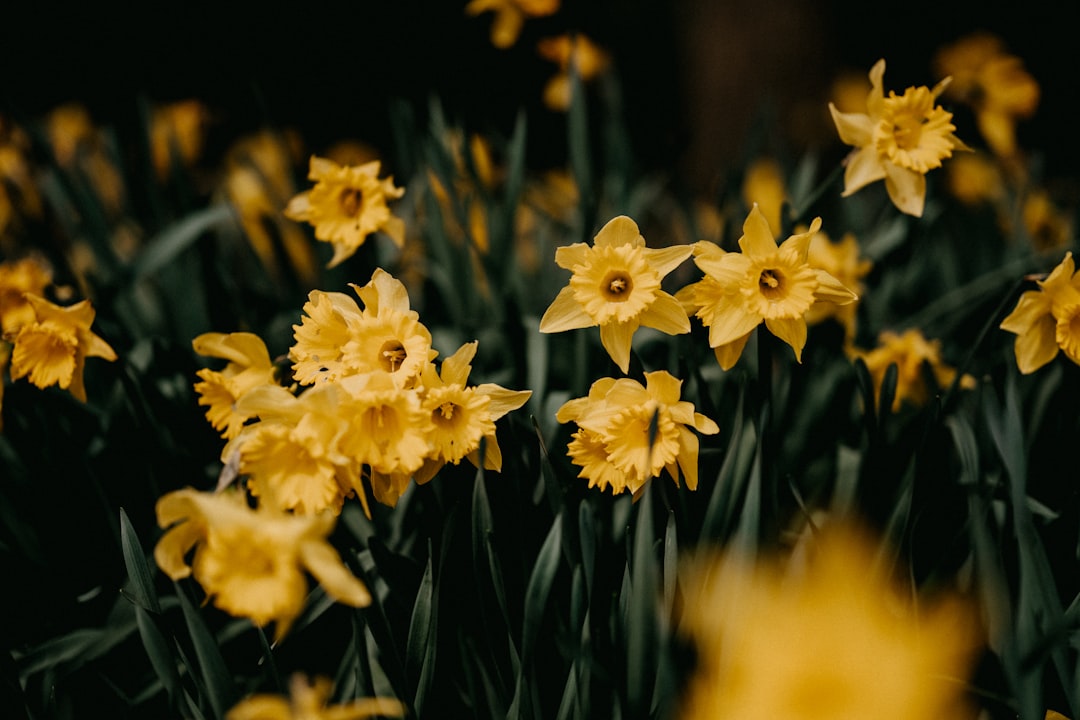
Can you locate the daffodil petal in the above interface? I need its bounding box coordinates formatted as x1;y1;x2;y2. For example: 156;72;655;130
883;163;926;217
813;269;859;305
642;245;693;278
299;541;371;608
829;105;873;147
475;384;531;419
640;293;691;335
765;316;808;361
154;521;201;580
738;205;778;258
707;305;760;349
713;332;751;370
842;147;886;197
594;215;645;248
1015;316;1059;374
599;320;636;373
539;286;594;333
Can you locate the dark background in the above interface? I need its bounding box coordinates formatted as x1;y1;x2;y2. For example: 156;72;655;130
2;1;1076;189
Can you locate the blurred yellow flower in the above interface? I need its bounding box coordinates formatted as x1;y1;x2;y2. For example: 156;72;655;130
466;0;559;49
556;370;718;496
291;269;434;388
223;130;317;286
945;152;1005;206
678;205;857;370
9;294;116;402
804;229;872;345
149;100;208;181
677;523;979;720
414;341;532;484
1023;189;1072;253
537;34;611;111
539;215;692;373
935;33;1039;158
854;328;974;410
741;157;787;236
285;156;405;268
0;342;9;431
45;104;125;216
830;59;969;217
227;674;404;720
154;488;370;641
0;256;52;335
1000;252;1080;373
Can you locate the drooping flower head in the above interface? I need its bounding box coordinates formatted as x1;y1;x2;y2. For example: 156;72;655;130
414;341;532;484
285;156;405;268
1000;252;1080;373
677;205;858;370
226;674;405;720
193;332;277;440
830;59;970;217
540;215;692;373
466;0;559;49
154;488;370;641
291;269;434;388
9;293;116;402
853;328;975;410
556;370;718;496
677;522;979;719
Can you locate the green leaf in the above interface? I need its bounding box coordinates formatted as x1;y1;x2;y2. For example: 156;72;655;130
134;605;187;714
578;502;596;603
119;508;161;614
175;582;236;720
521;512;564;663
406;553;435;713
626;487;657;716
131;204;235;280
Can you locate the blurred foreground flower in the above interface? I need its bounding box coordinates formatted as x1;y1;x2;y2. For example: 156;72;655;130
1000;252;1080;373
285;156;405;268
935;33;1039;158
227;674;404;720
154;488;370;641
8;294;115;402
677;523;979;719
466;0;559;49
539;215;691;373
678;205;858;370
830;59;969;217
537;34;611;111
556;370;718;496
854;328;974;410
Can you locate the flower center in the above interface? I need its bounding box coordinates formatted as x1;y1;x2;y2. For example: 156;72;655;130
339;188;363;217
758;268;786;300
379;340;407;373
437;402;456;420
890;111;927;151
601;271;633;302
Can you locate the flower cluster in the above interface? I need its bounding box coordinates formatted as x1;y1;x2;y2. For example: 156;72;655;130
195;268;532;513
853;328;975;411
1000;252;1080;374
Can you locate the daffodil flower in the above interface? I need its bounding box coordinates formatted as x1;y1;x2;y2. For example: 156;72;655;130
193;332;277;440
540;215;692;373
678;205;857;370
830;59;970;217
1000;252;1080;373
227;674;404;720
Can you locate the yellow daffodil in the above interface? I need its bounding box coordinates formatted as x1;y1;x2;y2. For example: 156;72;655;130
854;328;974;409
539;215;692;373
935;33;1039;158
413;341;532;484
677;523;979;719
1022;189;1072;253
556;370;718;496
227;674;405;720
223;130;317;286
193;332;278;440
830;59;970;217
1000;252;1080;373
149;100;208;181
465;0;559;49
0;256;52;334
285;156;405;268
678;205;857;370
291;269;435;388
945;152;1005;206
9;294;116;402
154;488;370;641
804;228;872;345
227;382;360;516
537;34;611;111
